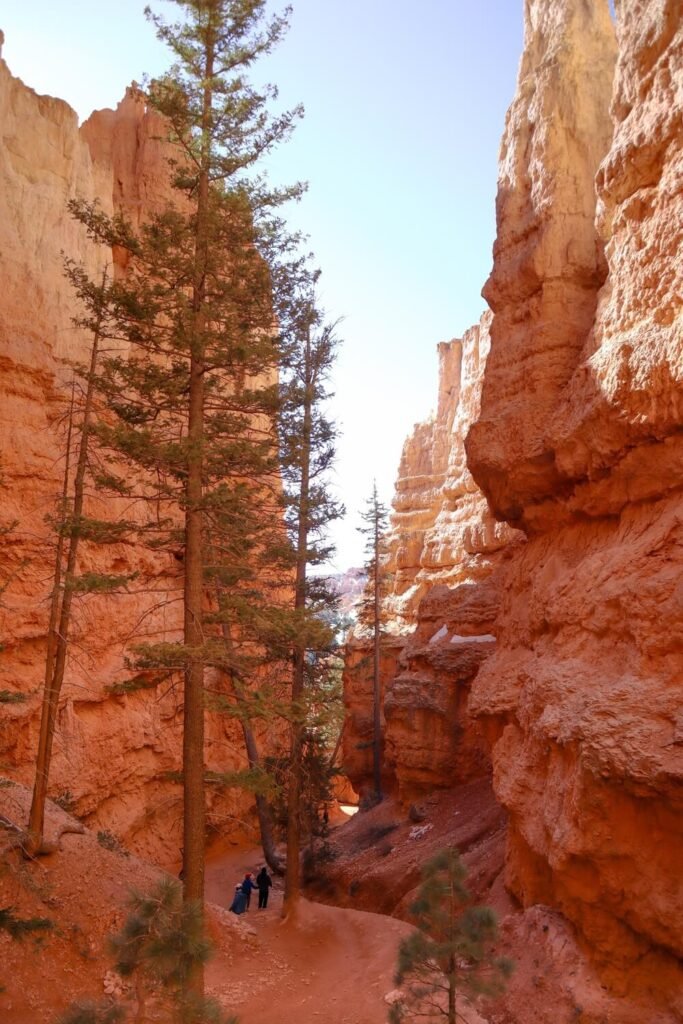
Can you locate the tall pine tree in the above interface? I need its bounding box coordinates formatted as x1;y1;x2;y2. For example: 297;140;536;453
68;0;305;1003
278;292;343;915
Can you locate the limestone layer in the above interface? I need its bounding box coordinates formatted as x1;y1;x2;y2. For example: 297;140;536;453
466;0;682;1011
0;60;269;866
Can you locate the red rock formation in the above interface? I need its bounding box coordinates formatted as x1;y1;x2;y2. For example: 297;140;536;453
465;0;683;1013
341;0;681;1015
0;59;274;867
380;316;522;802
383;576;509;804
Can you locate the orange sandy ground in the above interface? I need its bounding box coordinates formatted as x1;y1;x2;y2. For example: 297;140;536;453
2;781;678;1024
0;783;411;1024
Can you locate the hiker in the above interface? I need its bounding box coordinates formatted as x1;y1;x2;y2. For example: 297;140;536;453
241;872;256;909
256;866;273;909
229;884;248;915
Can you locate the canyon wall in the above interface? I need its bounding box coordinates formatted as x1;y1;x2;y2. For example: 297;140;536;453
0;57;270;867
465;0;682;1011
344;0;682;1015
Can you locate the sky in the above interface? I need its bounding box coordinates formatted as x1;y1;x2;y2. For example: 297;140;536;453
2;1;523;569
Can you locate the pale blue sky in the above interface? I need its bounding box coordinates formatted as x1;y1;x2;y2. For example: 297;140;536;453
2;1;523;568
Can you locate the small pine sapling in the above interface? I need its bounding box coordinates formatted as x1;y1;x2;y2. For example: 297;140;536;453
109;877;237;1024
389;848;513;1024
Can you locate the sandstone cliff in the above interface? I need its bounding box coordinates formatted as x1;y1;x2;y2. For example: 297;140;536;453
0;58;271;867
465;0;682;1013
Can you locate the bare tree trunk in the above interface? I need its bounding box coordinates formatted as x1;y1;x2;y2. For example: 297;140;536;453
27;299;103;856
212;575;283;876
283;327;313;917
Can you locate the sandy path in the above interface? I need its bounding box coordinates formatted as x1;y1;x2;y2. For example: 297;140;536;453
205;842;410;1024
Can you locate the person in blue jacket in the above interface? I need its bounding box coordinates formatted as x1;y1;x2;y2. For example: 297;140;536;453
229;884;248;915
240;872;256;910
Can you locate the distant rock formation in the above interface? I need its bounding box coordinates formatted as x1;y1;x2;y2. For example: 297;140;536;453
386;314;519;629
343;315;521;801
0;57;275;867
329;566;366;622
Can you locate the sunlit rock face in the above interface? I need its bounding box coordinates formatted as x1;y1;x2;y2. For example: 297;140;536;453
466;0;618;527
0;61;272;867
379;315;522;802
386;315;519;629
467;0;683;1011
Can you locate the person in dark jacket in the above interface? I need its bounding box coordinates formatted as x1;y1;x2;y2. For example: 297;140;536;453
256;866;273;909
229;884;248;915
240;872;256;909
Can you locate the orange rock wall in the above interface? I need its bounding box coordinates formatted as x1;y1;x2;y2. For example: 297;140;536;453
0;59;272;867
343;0;682;1013
465;0;682;1011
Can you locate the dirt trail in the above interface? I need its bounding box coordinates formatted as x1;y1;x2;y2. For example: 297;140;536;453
204;841;411;1024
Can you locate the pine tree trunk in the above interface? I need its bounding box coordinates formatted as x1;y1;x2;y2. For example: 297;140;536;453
372;513;382;801
27;310;101;856
214;586;283;877
242;726;283;876
180;20;215;1003
182;347;206;921
283;328;313;916
448;952;456;1024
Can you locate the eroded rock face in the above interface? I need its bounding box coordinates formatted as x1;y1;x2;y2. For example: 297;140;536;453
466;0;618;527
467;0;683;1012
383;580;501;803
0;59;272;867
379;316;522;801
